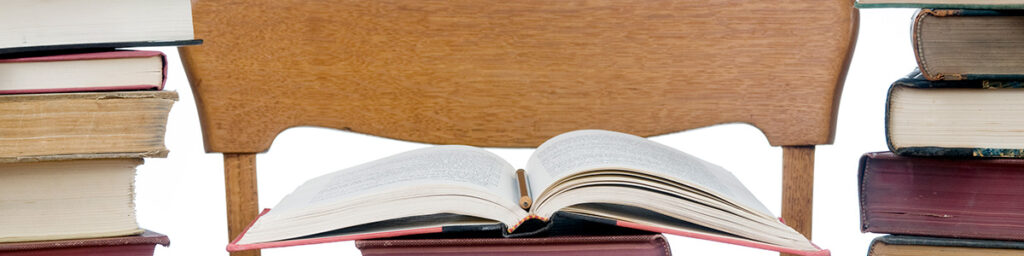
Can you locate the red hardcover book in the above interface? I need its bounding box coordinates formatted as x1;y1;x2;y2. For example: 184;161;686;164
0;50;167;94
355;234;671;256
859;152;1024;241
0;230;169;256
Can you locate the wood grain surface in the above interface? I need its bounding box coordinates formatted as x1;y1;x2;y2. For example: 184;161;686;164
223;153;260;256
181;0;858;153
781;146;815;256
782;146;815;237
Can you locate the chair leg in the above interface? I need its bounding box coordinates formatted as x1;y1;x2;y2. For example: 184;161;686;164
781;145;814;256
224;153;261;256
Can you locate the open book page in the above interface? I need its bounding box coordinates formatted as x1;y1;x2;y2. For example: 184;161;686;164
271;145;520;214
525;130;773;218
240;145;526;244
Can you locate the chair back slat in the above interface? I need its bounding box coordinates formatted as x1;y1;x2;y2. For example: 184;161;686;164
181;0;857;153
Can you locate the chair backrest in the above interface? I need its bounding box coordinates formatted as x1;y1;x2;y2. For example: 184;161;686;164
181;0;857;153
179;1;857;255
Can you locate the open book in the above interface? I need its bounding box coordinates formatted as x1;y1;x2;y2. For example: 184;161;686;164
228;130;827;255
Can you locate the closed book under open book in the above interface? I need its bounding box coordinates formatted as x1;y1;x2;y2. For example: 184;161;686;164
227;130;826;255
356;234;671;256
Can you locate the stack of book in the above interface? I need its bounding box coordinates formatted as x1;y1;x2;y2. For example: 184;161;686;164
855;1;1024;255
0;0;198;255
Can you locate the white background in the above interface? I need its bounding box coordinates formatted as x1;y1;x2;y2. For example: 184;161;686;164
134;8;918;256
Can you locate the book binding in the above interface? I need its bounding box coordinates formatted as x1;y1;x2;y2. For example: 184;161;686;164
227;209;830;256
356;234;671;256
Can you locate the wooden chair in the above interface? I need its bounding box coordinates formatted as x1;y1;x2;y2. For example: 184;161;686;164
179;1;858;255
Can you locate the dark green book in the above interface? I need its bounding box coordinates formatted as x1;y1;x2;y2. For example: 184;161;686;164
868;235;1024;256
885;69;1024;158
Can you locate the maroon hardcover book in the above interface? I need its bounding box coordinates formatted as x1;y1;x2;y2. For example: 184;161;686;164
355;234;670;256
859;152;1024;241
0;230;169;256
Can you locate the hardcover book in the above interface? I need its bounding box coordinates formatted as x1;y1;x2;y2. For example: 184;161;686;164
911;9;1024;81
0;159;144;242
868;235;1024;256
0;50;167;94
0;230;169;256
0;0;200;55
227;130;827;256
859;152;1024;241
0;91;177;162
356;234;671;256
856;0;1024;9
885;70;1024;157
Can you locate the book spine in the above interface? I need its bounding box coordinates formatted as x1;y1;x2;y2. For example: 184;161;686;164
912;9;945;81
883;84;898;155
866;237;880;256
158;51;168;90
857;153;871;233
